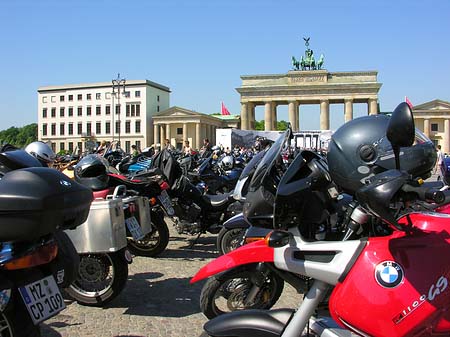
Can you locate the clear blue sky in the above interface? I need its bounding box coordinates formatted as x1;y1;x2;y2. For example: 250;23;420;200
1;0;449;131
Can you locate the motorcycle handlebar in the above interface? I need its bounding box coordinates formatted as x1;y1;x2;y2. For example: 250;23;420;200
402;183;445;204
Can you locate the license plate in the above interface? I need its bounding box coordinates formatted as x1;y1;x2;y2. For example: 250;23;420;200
158;190;175;216
126;216;145;240
19;275;66;325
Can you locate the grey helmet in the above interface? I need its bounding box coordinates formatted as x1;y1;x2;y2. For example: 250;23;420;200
327;112;436;194
25;141;56;165
220;155;234;170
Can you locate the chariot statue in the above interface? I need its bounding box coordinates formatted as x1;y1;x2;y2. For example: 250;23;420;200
292;37;324;71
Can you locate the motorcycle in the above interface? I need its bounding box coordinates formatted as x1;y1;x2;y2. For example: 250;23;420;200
192;103;450;337
0;150;92;336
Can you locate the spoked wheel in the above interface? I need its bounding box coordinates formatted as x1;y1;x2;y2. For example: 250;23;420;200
200;263;284;319
64;251;128;307
216;227;246;255
127;211;169;257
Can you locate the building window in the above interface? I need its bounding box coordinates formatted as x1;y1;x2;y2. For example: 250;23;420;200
51;123;56;136
131;104;135;117
87;93;92;100
106;105;111;115
96;106;101;115
51;108;56;118
42;108;47;118
60;142;65;152
86;122;92;135
42;124;48;136
77;94;82;101
105;122;111;134
136;140;141;150
96;93;101;100
124;91;130;98
77;123;82;135
42;96;47;103
157;106;160;112
125;141;131;154
177;127;182;135
115;105;120;114
105;92;111;99
125;121;131;134
115;121;120;134
135;91;141;98
77;107;82;116
68;123;73;135
126;104;130;117
86;106;92;116
96;122;101;135
60;95;65;102
51;142;56;152
60;107;65;117
431;123;439;132
68;142;73;152
68;107;73;116
135;120;141;133
68;95;73;101
60;123;65;136
77;142;82;153
51;96;56;103
157;95;160;102
136;104;140;116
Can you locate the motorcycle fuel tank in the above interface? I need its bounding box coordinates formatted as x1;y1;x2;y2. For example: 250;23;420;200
329;213;450;337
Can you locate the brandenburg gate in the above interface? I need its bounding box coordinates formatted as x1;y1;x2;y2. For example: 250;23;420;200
237;39;382;131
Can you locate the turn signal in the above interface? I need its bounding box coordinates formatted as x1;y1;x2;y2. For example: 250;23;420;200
149;197;157;206
264;230;291;248
3;242;58;270
160;181;170;190
245;237;265;244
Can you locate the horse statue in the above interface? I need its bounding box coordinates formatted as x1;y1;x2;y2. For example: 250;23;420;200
300;50;316;70
292;56;300;70
317;54;325;70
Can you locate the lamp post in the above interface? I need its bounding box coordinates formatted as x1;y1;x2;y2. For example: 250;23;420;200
112;73;126;147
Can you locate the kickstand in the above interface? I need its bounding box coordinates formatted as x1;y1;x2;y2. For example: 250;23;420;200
188;233;202;248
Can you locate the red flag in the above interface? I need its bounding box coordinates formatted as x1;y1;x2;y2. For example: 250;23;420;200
221;102;231;116
405;96;413;109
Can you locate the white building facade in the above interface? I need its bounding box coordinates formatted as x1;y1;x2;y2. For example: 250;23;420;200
37;80;170;154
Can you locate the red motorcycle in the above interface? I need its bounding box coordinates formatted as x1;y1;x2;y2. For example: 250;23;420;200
192;103;450;337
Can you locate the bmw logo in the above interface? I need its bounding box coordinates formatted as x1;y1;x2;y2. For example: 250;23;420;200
375;261;404;288
60;179;72;187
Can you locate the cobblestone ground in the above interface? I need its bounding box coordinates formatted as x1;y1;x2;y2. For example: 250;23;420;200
41;222;300;337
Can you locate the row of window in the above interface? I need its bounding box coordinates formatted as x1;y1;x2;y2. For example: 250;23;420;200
42;103;144;118
42;120;141;136
42;91;144;103
53;140;141;154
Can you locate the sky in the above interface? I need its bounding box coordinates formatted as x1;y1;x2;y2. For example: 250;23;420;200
1;0;450;131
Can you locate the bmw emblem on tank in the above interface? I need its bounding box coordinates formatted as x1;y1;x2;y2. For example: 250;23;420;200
375;261;404;288
60;179;72;187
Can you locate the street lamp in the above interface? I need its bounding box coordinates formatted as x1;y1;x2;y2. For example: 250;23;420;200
112;73;126;147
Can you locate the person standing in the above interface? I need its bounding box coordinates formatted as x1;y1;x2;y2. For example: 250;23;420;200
131;144;140;158
436;145;445;179
183;140;192;155
200;138;212;158
164;138;175;151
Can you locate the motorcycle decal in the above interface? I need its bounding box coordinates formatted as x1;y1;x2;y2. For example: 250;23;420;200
374;261;404;288
392;276;449;324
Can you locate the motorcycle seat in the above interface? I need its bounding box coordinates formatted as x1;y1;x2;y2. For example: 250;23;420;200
203;192;234;208
204;308;294;337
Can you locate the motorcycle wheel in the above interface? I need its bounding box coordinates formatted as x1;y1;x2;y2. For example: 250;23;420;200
216;227;246;255
127;211;170;257
0;289;40;337
64;251;128;307
200;263;284;319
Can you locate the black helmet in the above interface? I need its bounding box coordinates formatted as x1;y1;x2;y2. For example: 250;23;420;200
327;113;436;194
74;154;110;190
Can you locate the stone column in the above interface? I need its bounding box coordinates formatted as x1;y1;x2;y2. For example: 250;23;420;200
344;99;354;123
423;119;430;139
445;119;450;154
210;125;215;144
264;102;273;131
368;98;378;115
240;102;248;130
183;123;188;141
160;125;165;144
248;103;255;130
296;103;300;131
320;99;330;130
288;101;296;131
153;123;159;145
166;124;171;143
195;123;201;150
272;103;278;130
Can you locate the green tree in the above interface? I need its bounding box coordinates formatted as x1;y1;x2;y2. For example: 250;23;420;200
0;123;38;148
253;120;288;131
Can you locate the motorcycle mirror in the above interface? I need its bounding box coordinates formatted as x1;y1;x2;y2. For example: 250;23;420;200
386;102;415;170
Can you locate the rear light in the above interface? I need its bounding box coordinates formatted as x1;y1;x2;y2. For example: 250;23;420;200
3;242;58;270
160;181;170;190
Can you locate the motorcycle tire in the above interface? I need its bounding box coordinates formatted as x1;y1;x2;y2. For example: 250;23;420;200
200;263;284;319
216;227;246;255
64;251;128;307
127;211;170;257
0;288;40;337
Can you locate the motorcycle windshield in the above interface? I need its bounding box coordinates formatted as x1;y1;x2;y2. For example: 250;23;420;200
248;129;291;192
239;150;266;180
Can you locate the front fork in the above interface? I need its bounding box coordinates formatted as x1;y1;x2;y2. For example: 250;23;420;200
244;262;272;306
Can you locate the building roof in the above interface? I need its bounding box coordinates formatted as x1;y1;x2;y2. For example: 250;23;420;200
38;79;171;93
413;99;450;111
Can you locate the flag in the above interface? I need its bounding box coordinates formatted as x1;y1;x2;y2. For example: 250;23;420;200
405;96;413;109
221;102;231;116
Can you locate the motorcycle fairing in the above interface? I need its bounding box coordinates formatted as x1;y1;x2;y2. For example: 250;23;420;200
329;216;450;337
190;240;274;283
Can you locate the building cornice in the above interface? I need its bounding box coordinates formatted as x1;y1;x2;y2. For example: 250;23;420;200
38;80;171;93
